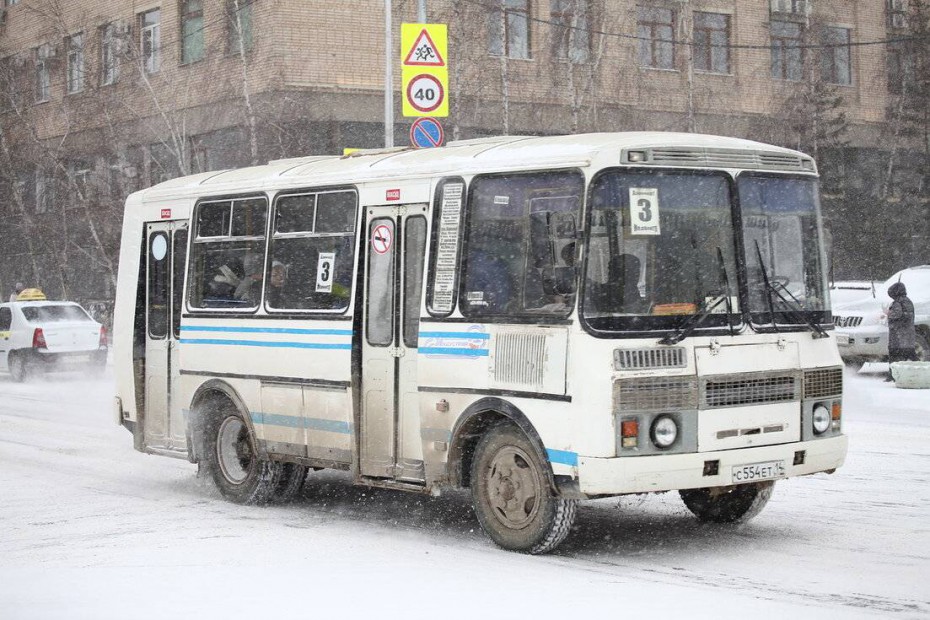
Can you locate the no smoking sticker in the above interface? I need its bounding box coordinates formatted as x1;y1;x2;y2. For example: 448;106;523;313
371;224;393;255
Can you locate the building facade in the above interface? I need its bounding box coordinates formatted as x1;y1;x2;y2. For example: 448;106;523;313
0;0;925;304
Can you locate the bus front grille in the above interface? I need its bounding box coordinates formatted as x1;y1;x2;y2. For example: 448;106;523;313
803;367;843;399
614;347;687;370
614;376;698;412
701;372;800;408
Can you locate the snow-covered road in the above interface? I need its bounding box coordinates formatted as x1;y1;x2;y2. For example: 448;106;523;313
1;366;928;619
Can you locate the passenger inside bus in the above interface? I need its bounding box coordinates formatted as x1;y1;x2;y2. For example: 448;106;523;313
266;260;286;307
234;253;265;304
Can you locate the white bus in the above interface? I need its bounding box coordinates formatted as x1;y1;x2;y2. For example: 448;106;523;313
114;132;847;554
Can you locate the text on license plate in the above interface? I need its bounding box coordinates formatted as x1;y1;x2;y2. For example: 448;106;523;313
835;335;851;346
731;460;785;483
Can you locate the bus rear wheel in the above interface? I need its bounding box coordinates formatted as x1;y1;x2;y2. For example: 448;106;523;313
470;423;577;554
205;410;279;505
679;481;774;523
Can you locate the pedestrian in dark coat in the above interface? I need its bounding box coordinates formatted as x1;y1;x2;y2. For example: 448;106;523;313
886;281;917;381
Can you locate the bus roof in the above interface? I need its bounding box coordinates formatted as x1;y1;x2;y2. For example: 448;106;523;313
136;132;814;204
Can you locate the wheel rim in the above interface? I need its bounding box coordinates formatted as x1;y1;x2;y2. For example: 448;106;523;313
484;445;542;530
216;416;253;485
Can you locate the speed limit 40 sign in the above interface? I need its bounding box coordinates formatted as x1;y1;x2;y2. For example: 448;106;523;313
405;74;445;114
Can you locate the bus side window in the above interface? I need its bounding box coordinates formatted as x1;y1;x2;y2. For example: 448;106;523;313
462;170;584;319
426;177;465;317
266;189;357;312
187;197;268;310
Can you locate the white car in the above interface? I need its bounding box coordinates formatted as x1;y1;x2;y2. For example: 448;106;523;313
0;299;107;382
829;280;877;308
833;266;930;368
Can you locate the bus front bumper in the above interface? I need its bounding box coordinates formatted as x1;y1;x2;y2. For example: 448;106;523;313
576;435;848;496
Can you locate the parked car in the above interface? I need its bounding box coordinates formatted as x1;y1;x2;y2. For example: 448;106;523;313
833;266;930;368
0;296;107;382
829;280;877;308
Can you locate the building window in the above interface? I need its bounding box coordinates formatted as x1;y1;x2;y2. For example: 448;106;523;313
887;42;912;94
693;12;730;74
489;0;531;60
67;161;92;206
4;0;21;6
190;137;210;173
140;9;161;74
35;169;54;213
888;0;908;29
771;20;803;81
66;33;84;94
34;45;50;103
181;0;204;64
820;26;851;85
100;23;120;86
226;0;254;53
551;0;589;63
637;6;675;70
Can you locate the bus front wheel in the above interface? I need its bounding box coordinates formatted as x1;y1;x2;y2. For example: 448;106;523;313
204;410;279;505
679;481;774;523
470;423;577;554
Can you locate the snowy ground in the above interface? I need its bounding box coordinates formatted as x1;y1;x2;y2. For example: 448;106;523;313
1;364;928;619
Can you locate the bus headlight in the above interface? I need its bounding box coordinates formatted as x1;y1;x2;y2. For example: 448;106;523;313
651;415;678;449
812;404;831;435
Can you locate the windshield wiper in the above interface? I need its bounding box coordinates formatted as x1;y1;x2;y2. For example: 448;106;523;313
658;293;730;345
659;247;736;345
753;241;828;339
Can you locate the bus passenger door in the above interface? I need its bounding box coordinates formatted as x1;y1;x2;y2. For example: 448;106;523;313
360;206;428;481
143;221;188;453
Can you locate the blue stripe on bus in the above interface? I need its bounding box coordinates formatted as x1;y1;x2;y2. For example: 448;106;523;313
417;347;489;357
546;448;579;467
418;331;491;340
181;326;352;336
250;412;352;435
179;338;351;350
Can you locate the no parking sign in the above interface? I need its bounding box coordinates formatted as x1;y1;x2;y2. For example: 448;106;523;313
410;117;444;148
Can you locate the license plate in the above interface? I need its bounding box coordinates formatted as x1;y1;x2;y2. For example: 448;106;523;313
835;334;851;346
731;460;785;484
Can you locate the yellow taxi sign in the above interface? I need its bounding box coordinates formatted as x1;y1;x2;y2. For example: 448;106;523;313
16;288;46;301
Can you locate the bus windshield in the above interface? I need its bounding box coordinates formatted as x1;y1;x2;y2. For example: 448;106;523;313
738;174;829;325
583;169;740;334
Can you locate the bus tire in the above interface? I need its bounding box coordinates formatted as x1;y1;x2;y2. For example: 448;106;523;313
679;481;774;524
204;409;280;505
470;423;577;554
271;463;308;504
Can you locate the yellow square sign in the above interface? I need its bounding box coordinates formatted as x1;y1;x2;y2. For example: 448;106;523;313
401;23;449;118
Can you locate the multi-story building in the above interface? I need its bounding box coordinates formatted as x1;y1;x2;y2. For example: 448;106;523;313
0;0;924;304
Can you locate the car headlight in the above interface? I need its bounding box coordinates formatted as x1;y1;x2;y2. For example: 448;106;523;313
651;415;678;449
812;404;831;435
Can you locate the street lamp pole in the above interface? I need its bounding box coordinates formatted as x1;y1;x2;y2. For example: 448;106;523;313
384;0;394;148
